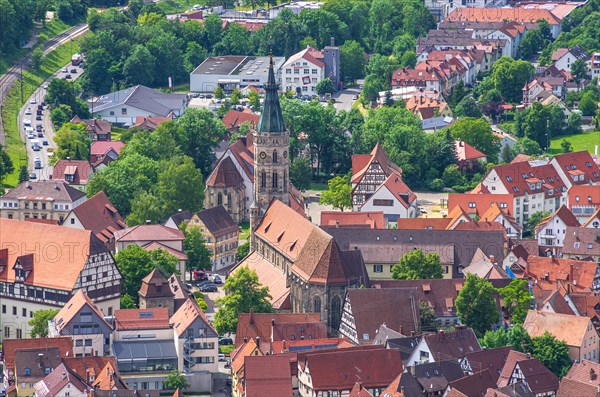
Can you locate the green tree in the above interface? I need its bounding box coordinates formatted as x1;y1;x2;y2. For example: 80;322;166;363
183;42;208;74
123;44;156;86
532;332;572;377
454;96;483;118
183;226;212;278
316;78;335;96
162;370;190;391
481;327;509;349
29;309;59;337
491;57;534;103
214;85;225;99
247;90;261;111
236;241;250;262
501;144;514;163
54;123;91;161
18;165;29;183
115;245;179;300
290;156;312;191
230;88;241;106
513;137;542;156
400;51;417;68
126;191;164;226
566;112;582;134
156;156;205;215
455;274;500;337
448;118;500;160
579;92;597;116
340;40;366;82
319;175;352;211
31;48;44;70
561;139;573;153
442;164;465;188
362;74;386;103
120;294;136;309
498;279;531;325
518;29;543;60
419;301;437;332
391;249;443;280
50;104;73;128
214;266;274;334
508;324;533;353
526;210;551;236
571;58;589;85
448;81;467;109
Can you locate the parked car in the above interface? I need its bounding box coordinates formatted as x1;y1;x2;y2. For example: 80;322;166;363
352;95;358;100
25;108;31;115
36;115;42;120
212;275;222;284
29;173;37;180
36;124;42;131
219;337;233;346
42;140;49;146
30;98;36;104
23;119;31;126
70;68;77;73
194;271;209;281
65;74;72;79
37;132;43;138
200;284;217;292
218;354;226;362
62;68;67;73
226;377;232;386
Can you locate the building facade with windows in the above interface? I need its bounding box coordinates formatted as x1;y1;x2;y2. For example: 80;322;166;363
281;47;326;96
0;181;87;223
0;219;122;340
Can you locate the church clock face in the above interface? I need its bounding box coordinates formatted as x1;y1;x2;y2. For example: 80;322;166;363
259;151;266;160
283;151;288;158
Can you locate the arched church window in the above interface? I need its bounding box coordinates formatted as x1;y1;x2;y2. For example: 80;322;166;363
330;295;342;332
217;193;223;206
273;150;278;163
314;296;321;313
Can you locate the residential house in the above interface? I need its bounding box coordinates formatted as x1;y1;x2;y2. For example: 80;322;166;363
89;141;125;169
583;209;600;229
0;219;122;339
506;357;559;397
281;47;326;96
319;211;387;229
187;206;238;271
33;363;90;397
51;159;94;190
405;95;452;120
562;227;600;262
61;356;125;390
421;116;455;133
326;226;505;280
463;247;510;279
297;346;402;397
405;328;481;366
549;151;600;190
557;360;600;397
392;66;445;93
381;360;465;397
523;77;566;105
13;348;63;397
461;346;513;381
235;311;327;349
518;255;600;294
132;115;172;132
49;290;114;357
190;56;285;93
164;210;192;231
349;383;374;397
244;355;293;397
448;192;515;220
454;140;487;169
62;191;126;251
591;52;600;79
338;288;420;345
535;205;580;254
445;8;563;38
568;185;600;223
497;350;530;388
552;46;591;74
1;338;73;392
480;203;523;239
113;307;171;342
113;225;186;276
91;85;187;125
222;109;259;132
138;269;177;317
70;115;112;141
170;297;218;392
359;171;418;224
0;181;87;223
230;338;263;397
524;310;600;363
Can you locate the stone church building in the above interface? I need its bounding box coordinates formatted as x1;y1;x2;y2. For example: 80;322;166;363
230;56;370;335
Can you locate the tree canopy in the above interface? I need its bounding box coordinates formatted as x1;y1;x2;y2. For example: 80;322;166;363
455;274;500;337
29;309;60;338
319;175;352;211
391;249;443;280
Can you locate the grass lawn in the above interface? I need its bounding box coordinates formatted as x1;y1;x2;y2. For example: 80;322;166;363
219;345;235;355
156;0;204;14
549;130;600;155
1;36;86;188
308;182;328;191
111;126;129;142
239;221;250;240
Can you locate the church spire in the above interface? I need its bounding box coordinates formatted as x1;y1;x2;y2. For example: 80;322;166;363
257;51;286;133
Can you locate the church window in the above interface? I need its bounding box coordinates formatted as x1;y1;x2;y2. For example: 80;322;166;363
261;171;266;188
217;193;223;206
272;172;278;190
331;296;342;332
227;193;232;211
314;296;321;313
273;151;278;163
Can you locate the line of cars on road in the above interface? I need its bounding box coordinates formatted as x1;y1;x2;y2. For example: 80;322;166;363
23;97;50;179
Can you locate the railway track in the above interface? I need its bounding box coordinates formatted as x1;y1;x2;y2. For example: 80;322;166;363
0;23;89;146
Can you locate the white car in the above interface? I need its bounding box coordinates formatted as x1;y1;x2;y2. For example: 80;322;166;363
43;84;48;89
25;108;31;115
352;95;358;100
23;119;32;126
62;68;67;73
30;98;36;104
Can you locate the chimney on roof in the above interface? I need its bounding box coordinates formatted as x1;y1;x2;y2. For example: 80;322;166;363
527;353;531;359
66;156;71;161
330;37;335;47
256;336;260;346
25;181;30;189
244;337;248;343
300;335;305;340
409;365;416;376
490;255;495;264
54;182;60;190
271;319;275;342
282;340;287;351
335;220;339;228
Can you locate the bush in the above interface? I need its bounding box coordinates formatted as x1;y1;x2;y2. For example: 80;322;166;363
430;178;444;191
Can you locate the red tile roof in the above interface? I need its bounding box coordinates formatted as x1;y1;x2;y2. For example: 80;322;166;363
51;159;94;185
523;255;598;292
497;351;530;387
114;224;184;242
378;171;417;209
206;156;244;188
487;161;566;198
133;116;172;131
568;185;600;208
300;347;403;391
90;141;125;157
351;144;403;184
54;290;111;334
244;355;293;397
446;7;562;24
141;241;188;261
552;151;600;185
524;310;592;347
558;359;600;397
396;217;452;230
170;297;217;337
284;47;324;68
222;109;259;130
536;205;580;232
349;382;375;397
2;337;73;371
68;191;126;241
115;307;171;330
454;140;487;161
320;211;386;229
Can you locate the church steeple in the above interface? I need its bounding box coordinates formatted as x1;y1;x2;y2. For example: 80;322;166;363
250;50;290;248
257;52;286;133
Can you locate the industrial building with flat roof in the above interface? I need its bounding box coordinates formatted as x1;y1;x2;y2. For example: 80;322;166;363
190;55;285;92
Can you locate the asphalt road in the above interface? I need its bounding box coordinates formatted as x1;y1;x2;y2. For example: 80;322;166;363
331;86;362;112
0;23;88;146
18;63;84;180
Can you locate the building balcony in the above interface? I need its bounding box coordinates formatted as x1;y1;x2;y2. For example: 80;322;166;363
542;234;557;239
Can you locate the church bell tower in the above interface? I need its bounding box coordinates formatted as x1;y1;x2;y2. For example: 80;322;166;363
250;53;289;246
